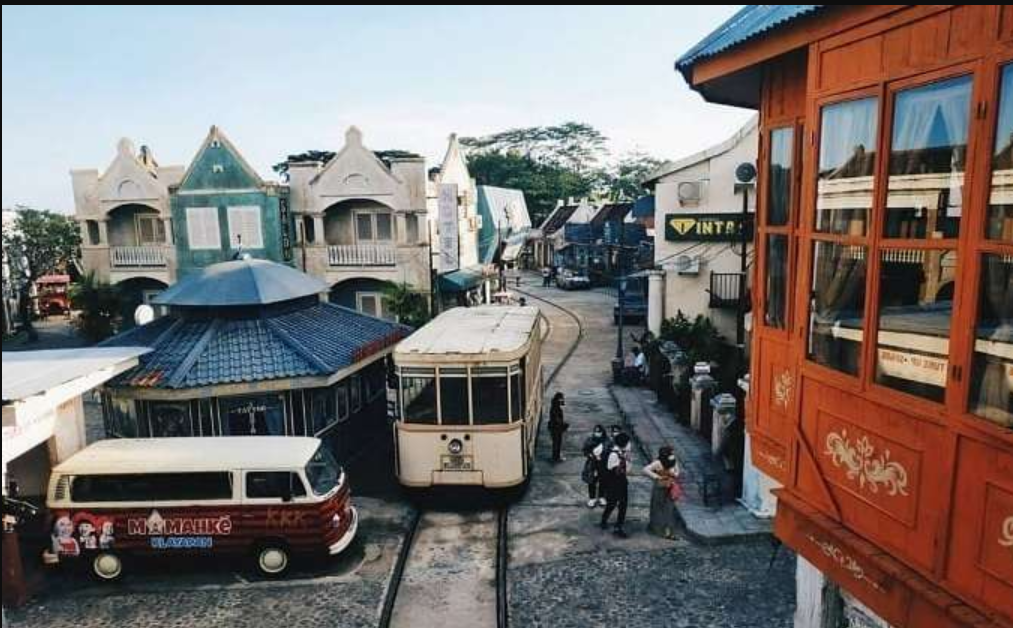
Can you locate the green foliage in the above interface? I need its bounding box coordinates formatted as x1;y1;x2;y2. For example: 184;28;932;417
383;282;430;329
2;207;81;335
69;272;122;343
466;151;597;225
272;149;421;180
461;123;664;224
659;310;727;383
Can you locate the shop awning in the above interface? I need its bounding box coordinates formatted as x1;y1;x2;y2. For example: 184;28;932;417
438;266;489;293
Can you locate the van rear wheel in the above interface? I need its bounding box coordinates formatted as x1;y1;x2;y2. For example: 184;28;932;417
255;543;291;577
91;551;124;582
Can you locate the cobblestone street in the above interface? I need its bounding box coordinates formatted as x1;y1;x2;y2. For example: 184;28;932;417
7;281;795;628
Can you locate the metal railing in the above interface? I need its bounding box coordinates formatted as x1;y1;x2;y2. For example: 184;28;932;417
708;272;745;309
110;245;167;268
327;244;397;267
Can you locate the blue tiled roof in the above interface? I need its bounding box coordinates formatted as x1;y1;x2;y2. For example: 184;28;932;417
676;5;824;72
103;302;410;390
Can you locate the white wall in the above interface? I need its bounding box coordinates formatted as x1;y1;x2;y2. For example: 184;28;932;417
653;120;758;340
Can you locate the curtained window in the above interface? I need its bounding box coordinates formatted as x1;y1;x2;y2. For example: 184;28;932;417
765;235;788;329
808;243;867;375
970;254;1013;428
767;128;793;227
988;64;1013;242
816;98;878;235
884;76;972;240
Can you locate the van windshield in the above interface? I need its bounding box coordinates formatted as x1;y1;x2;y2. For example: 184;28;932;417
305;446;342;496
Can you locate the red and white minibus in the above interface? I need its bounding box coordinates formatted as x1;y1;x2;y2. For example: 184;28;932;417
44;437;358;580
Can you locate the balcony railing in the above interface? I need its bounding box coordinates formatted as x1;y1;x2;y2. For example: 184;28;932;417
110;245;167;268
708;272;745;309
327;244;397;267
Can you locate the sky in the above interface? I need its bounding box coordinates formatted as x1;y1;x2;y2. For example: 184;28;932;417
1;5;753;212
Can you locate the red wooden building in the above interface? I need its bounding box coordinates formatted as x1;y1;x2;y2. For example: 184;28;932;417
678;6;1011;627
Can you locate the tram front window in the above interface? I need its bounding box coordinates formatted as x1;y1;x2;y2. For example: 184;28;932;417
509;367;525;421
472;367;509;425
439;368;469;426
401;369;438;425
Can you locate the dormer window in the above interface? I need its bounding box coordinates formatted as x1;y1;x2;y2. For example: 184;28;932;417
210;140;222;149
212;164;224;174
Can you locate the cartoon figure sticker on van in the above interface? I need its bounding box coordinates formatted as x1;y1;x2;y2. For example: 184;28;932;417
127;509;233;550
51;512;116;556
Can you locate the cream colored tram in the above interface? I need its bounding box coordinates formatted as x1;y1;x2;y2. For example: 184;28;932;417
392;306;543;489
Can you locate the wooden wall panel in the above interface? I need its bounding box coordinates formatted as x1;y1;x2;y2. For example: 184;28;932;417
947;5;995;59
796;379;951;575
819;36;883;91
1000;6;1013;43
762;50;808;123
945;437;1013;623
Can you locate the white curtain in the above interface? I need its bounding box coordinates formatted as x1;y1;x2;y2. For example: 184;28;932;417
891;76;972;154
819;97;879;174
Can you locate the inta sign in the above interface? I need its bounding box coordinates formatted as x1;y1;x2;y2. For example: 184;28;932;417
664;213;753;242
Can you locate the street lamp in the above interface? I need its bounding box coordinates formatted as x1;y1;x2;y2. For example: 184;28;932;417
733;162;756;355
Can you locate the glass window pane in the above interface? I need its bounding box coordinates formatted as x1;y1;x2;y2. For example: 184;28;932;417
874;249;955;401
220;394;286;436
816;98;879;235
439;368;469;425
767;127;793;226
309;388;334;435
356;214;374;241
402;372;437;424
510;370;525;421
246;472;307;499
406;215;419;244
988;65;1013;242
970;254;1013;427
359;294;378;317
808;242;867;375
148;401;192;437
885;76;972;240
375;213;393;241
764;234;789;329
472;367;509;424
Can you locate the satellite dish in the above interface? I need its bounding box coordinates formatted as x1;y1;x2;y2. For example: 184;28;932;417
134;304;155;326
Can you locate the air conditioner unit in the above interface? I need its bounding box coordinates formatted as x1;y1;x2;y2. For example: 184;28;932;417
674;254;701;275
677;181;703;205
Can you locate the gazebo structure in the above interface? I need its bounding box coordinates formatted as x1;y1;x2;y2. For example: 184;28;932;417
98;257;410;460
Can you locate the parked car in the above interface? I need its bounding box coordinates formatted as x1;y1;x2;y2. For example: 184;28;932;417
556;269;591;290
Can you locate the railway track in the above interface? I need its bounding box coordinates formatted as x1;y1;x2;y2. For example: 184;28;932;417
378;285;584;628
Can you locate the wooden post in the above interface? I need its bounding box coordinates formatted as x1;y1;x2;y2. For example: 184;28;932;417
1;516;27;609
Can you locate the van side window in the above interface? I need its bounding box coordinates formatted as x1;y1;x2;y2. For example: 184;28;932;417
245;472;307;500
71;472;233;503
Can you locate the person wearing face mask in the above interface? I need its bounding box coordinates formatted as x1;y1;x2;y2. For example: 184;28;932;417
600;432;633;538
547;392;569;463
643;445;682;539
581;425;609;508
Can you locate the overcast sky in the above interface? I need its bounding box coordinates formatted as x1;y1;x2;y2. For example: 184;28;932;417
1;5;752;212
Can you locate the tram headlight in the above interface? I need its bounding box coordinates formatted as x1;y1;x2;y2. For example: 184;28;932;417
448;438;464;455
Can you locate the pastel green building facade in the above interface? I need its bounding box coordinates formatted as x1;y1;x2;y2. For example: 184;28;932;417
171;127;294;277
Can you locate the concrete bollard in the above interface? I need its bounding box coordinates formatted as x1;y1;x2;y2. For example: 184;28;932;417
689;363;716;434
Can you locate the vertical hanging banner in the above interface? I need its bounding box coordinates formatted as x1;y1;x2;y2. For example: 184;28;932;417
438;183;460;272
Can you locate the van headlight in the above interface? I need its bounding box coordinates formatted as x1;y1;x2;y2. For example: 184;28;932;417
448;438;464;455
332;513;342;529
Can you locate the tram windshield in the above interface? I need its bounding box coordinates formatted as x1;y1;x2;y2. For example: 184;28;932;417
398;364;525;425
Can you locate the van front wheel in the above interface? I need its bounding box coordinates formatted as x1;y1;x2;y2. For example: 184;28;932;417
92;551;124;582
255;543;290;577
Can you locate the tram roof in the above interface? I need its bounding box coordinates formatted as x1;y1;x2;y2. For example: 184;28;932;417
395;306;539;363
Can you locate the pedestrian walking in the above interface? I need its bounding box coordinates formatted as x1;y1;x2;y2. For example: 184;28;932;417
581;425;609;508
643;445;682;539
600;432;632;538
541;266;552;287
548;392;569;462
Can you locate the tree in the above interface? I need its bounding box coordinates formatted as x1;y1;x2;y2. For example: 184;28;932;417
2;207;81;341
466;151;597;225
461;122;608;175
605;151;667;201
383;282;430;329
69;272;122;343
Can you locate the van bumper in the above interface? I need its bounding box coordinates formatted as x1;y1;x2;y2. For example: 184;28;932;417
328;507;358;556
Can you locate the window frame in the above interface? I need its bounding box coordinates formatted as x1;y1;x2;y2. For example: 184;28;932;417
759;123;803;333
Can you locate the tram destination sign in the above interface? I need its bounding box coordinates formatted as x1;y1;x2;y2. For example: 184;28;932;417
664;213;754;242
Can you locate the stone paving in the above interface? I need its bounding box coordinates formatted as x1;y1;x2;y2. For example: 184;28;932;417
510;279;795;628
610;385;772;543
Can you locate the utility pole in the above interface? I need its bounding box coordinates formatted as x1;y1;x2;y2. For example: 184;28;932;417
734;162;756;358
